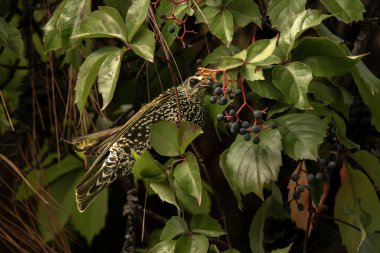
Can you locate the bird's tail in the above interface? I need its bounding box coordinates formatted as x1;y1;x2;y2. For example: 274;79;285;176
76;161;119;212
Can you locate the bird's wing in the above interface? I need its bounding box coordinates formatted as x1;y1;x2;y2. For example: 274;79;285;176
75;88;175;192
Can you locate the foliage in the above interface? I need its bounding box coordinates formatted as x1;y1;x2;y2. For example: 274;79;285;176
1;0;380;252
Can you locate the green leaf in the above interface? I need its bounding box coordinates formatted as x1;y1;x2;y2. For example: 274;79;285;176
249;202;266;253
202;45;240;66
98;47;125;110
174;152;202;205
174;180;211;215
150;121;180;156
350;150;380;188
331;112;360;150
72;6;128;45
17;155;82;200
57;0;91;50
178;122;203;154
161;216;189;241
276;113;327;160
226;0;261;27
246;36;278;64
132;151;165;180
104;0;132;18
292;37;363;78
208;10;234;46
267;0;306;31
320;0;365;23
71;184;108;244
278;9;330;59
335;163;380;252
267;103;291;119
241;64;264;81
75;47;114;115
190;215;225;237
271;244;293;253
272;61;312;109
175;234;209;253
148;240;176;253
248;80;283;100
219;149;243;209
224;128;282;199
130;28;155;62
266;184;289;219
351;62;380;131
150;180;179;208
0;17;24;57
125;0;149;40
218;57;244;70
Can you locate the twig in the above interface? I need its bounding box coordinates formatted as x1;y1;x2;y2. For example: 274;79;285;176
0;89;15;131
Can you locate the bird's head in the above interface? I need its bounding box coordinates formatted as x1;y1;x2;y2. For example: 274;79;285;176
182;75;212;96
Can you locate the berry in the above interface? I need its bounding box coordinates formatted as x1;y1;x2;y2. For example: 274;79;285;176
229;109;236;117
252;136;260;144
253;110;262;119
270;122;277;129
297;203;305;211
319;158;327;166
323;173;330;182
168;26;176;33
293;191;301;200
229;93;235;99
291;174;299;182
307;184;315;191
231;122;240;131
216;114;224;121
209;96;217;104
239;128;247;135
227;87;233;94
298;185;305;192
327;161;336;169
307;174;316;184
316;172;324;181
214;87;222;95
244;133;251;141
331;143;340;151
252;125;261;133
235;89;242;96
216;82;223;88
329;153;338;161
330;129;337;137
219;97;227;105
242;121;250;128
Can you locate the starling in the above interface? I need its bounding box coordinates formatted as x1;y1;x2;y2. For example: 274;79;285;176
76;75;210;212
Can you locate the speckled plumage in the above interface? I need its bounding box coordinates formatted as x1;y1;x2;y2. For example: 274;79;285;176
76;76;209;212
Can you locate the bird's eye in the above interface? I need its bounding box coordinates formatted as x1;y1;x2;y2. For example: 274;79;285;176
189;78;199;87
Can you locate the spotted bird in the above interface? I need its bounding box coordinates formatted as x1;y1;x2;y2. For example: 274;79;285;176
76;75;210;212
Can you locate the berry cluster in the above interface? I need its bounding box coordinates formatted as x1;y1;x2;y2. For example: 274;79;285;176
209;82;240;105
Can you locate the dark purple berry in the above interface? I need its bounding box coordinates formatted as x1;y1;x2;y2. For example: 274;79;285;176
331;143;340;151
242;121;250;128
214;87;222;95
319;158;327;166
227;87;233;94
235;89;242;96
298;185;305;192
209;96;217;104
329;153;338;161
216;82;223;88
307;174;316;183
252;136;260;144
229;93;235;99
253;110;262;119
229;109;236;117
297;203;305;211
307;184;315;190
231;122;240;131
252;125;261;133
316;172;324;180
293;191;301;200
327;161;336;169
244;133;251;141
323;173;330;182
168;26;176;33
216;114;224;121
291;174;299;182
219;97;227;105
239;128;247;135
270;122;277;129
